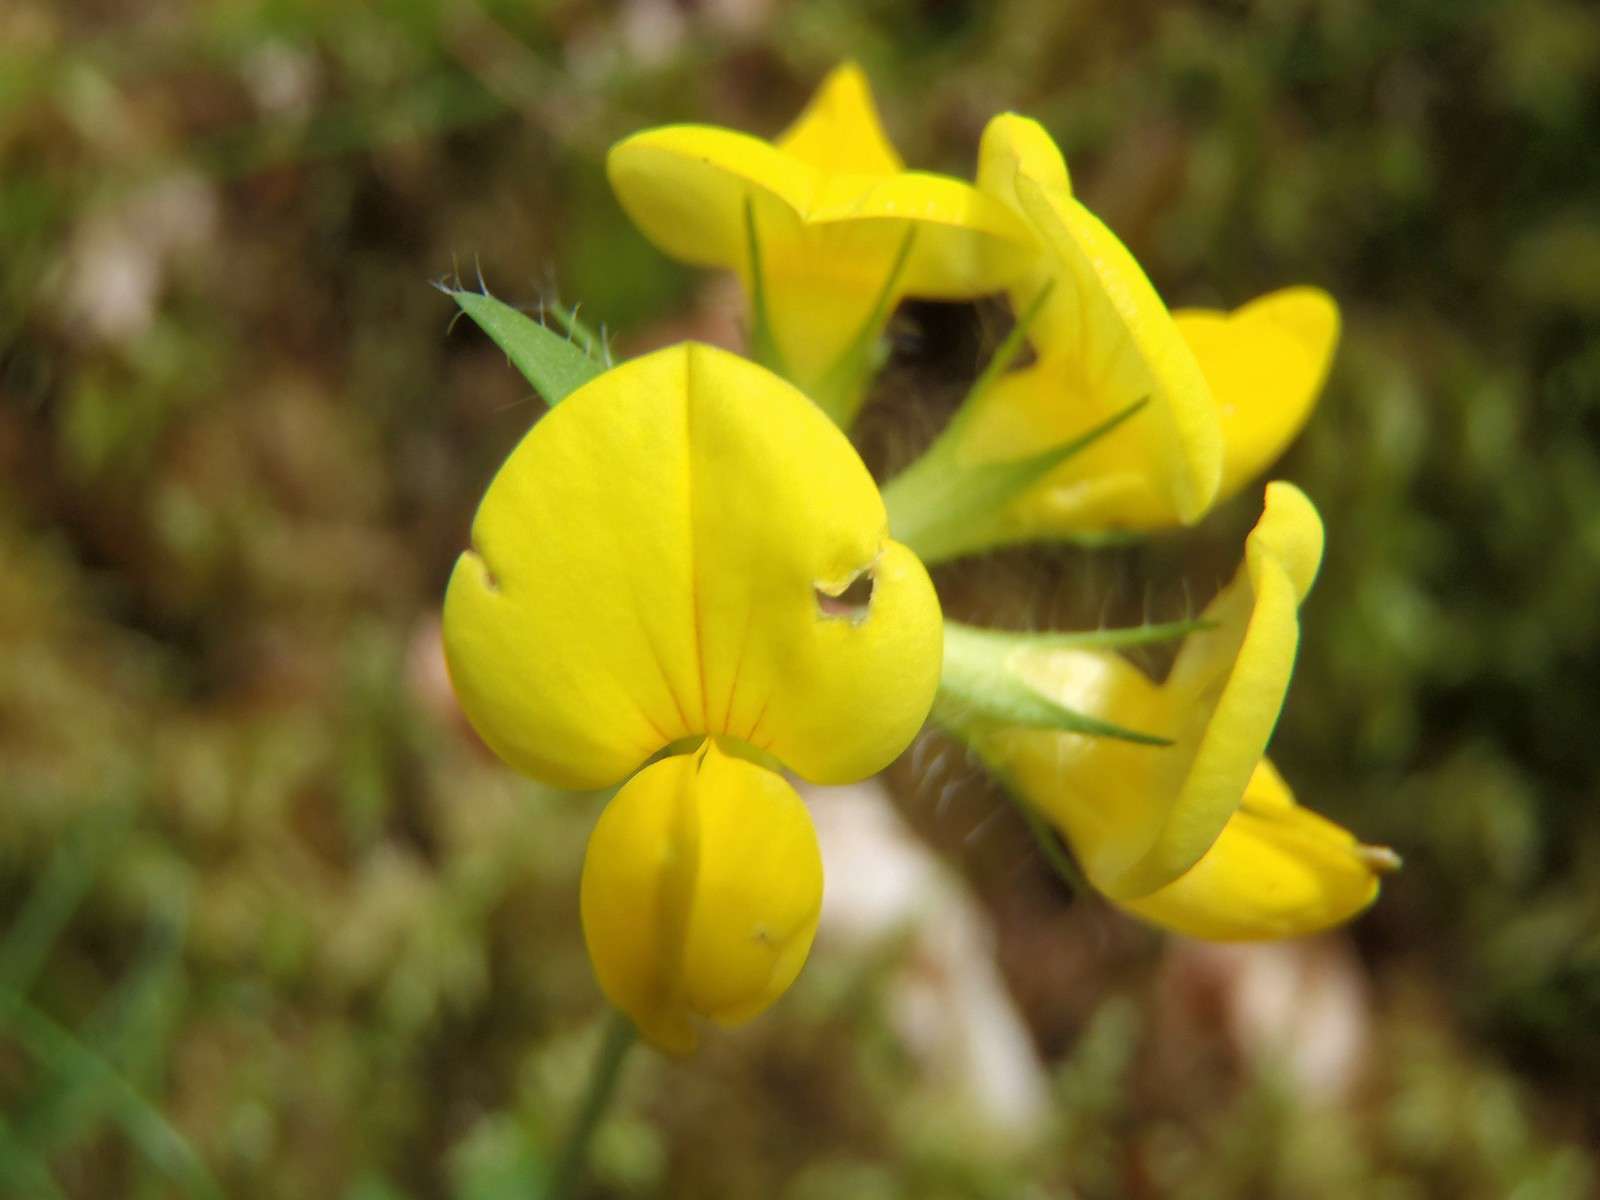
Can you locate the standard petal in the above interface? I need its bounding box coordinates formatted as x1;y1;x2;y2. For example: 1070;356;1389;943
608;70;1034;413
775;61;904;175
442;343;942;789
1242;478;1324;603
607;125;817;269
755;174;1032;387
807;171;1034;295
972;113;1068;357
677;346;944;784
579;743;823;1054
1175;287;1340;503
1116;760;1385;940
444;346;702;788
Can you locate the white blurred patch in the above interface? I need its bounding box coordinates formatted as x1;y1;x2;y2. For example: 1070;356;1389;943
805;777;1050;1143
242;38;320;118
620;0;688;67
1161;937;1373;1106
700;0;773;34
59;172;219;346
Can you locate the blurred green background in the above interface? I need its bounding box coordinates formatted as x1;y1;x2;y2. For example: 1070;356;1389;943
4;1;1599;1196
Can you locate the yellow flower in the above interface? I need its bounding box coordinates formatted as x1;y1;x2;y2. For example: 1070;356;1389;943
969;482;1395;938
442;342;942;1044
580;741;823;1054
887;116;1340;559
958;112;1223;537
607;63;1031;423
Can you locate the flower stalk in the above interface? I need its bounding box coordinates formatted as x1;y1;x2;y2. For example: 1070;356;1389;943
546;1011;637;1200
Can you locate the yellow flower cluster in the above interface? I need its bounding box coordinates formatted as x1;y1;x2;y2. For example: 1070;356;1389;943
444;62;1396;1052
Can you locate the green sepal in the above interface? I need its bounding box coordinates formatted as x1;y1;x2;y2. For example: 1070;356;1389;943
1005;787;1091;895
978;616;1216;653
951;281;1055;430
743;197;789;379
440;285;606;405
743;196;913;428
885;394;1148;564
935;621;1173;746
882;281;1161;563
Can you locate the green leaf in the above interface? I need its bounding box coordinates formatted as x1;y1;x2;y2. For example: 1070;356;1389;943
0;1112;66;1200
936;621;1173;746
0;990;224;1200
0;804;130;997
441;286;606;405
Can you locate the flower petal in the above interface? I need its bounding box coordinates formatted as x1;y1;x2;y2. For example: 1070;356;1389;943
807;171;1033;296
608;125;816;269
442;342;943;789
1175;287;1340;503
609;73;1032;402
968;113;1222;530
579;742;823;1054
775;61;904;175
978;483;1324;899
1115;481;1323;895
1115;760;1385;940
958;359;1204;534
976;112;1073;208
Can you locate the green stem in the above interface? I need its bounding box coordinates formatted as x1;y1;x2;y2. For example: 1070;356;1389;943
546;1012;637;1200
